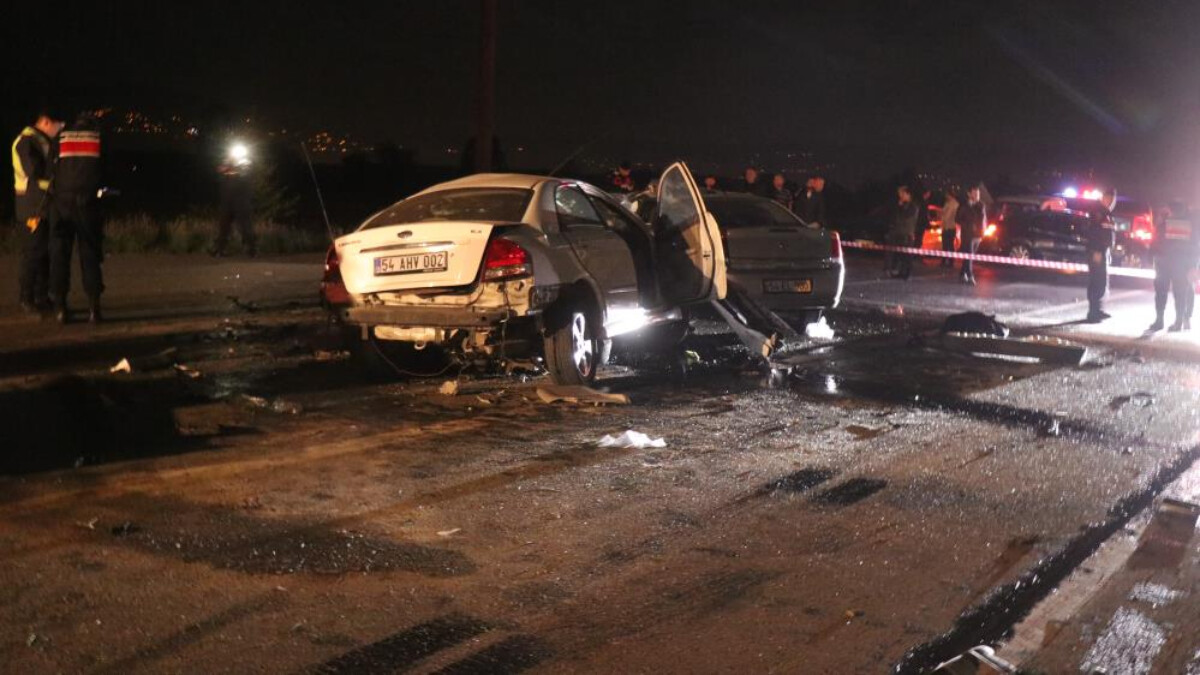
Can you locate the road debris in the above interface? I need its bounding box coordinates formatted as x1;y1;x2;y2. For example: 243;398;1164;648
437;528;462;537
438;380;459;396
1079;607;1165;675
313;350;348;361
1109;392;1156;411
1128;582;1183;608
110;522;141;537
805;317;835;340
109;347;180;374
844;424;887;440
227;295;259;313
931;645;1015;674
536;385;629;405
75;517;99;530
595;430;666;449
270;399;303;415
938;333;1087;365
173;363;202;379
941;312;1009;337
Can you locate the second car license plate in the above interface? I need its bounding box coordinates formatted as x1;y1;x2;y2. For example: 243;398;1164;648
764;279;813;294
374;251;448;276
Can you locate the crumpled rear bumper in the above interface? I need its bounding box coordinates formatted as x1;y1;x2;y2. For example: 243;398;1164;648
340;305;514;328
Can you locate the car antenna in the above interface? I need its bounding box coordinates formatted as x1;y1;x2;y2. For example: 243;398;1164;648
301;141;337;243
547;131;610;178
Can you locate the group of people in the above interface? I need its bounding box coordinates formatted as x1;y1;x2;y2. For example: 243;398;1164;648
608;163;829;228
13;108;105;323
883;181;1198;330
730;166;829;228
885;184;987;284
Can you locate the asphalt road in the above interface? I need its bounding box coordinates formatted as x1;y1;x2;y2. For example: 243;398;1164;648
1;251;1198;674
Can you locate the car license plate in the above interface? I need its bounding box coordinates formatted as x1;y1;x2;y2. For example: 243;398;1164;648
374;251;448;276
764;279;813;294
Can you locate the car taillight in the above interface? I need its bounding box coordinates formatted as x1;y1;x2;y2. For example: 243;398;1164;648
483;237;532;281
984;223;997;238
1131;214;1154;242
830;231;842;260
323;244;340;280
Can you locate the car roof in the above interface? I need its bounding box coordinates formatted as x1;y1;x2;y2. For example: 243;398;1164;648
415;173;553;194
996;194;1062;205
703;190;773;202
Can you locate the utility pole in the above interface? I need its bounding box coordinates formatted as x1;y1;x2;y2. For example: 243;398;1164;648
475;0;497;173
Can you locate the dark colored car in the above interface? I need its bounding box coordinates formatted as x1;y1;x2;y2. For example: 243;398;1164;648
989;209;1096;263
1110;200;1155;268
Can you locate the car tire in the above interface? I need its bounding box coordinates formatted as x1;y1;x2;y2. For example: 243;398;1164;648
544;309;599;385
1008;242;1032;260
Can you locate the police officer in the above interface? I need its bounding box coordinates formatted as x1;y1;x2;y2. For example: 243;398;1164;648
1085;188;1117;323
1149;202;1198;332
48;112;104;324
11;109;64;314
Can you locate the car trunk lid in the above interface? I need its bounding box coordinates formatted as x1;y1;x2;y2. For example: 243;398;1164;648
336;221;494;295
724;225;832;268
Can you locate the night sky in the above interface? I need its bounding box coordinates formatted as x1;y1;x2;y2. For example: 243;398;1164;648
7;0;1200;197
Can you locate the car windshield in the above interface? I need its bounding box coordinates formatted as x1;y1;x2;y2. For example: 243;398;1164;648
706;196;806;229
362;188;533;229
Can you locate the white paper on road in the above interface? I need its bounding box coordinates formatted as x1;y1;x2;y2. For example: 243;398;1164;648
805;317;835;340
595;430;666;449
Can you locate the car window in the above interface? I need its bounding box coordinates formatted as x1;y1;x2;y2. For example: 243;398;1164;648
705;197;805;229
555;186;603;227
363;188;532;229
589;195;642;233
657;168;699;231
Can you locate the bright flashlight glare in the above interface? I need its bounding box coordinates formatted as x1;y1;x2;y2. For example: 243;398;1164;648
984;223;997;238
229;142;250;164
1061;187;1078;199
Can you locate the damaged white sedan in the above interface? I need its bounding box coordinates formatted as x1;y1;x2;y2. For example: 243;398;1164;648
333;163;727;384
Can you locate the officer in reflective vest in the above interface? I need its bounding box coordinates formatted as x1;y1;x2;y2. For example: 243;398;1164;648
11;110;64;314
49;113;104;323
1084;188;1118;323
1149;202;1198;332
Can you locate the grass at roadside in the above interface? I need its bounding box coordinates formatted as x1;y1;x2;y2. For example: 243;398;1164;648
1;215;330;255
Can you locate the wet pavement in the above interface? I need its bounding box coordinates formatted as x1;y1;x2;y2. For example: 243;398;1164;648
1;253;1199;673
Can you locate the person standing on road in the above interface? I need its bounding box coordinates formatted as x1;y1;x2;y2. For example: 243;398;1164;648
939;189;960;269
956;186;986;285
48;113;104;324
609;161;634;193
1149;202;1198;332
885;185;919;280
12;110;64;315
770;173;794;210
739;166;770;198
1084;188;1118;323
795;175;828;228
212;139;256;257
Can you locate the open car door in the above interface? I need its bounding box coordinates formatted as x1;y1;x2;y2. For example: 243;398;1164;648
654;162;727;304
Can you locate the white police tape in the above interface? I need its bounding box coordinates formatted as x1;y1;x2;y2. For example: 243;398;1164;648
843;240;1157;280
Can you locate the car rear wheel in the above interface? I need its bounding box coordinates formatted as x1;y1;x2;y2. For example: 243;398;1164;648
544;309;599;385
1008;242;1032;260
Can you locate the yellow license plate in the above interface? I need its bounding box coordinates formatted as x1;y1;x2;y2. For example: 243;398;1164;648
764;279;813;294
